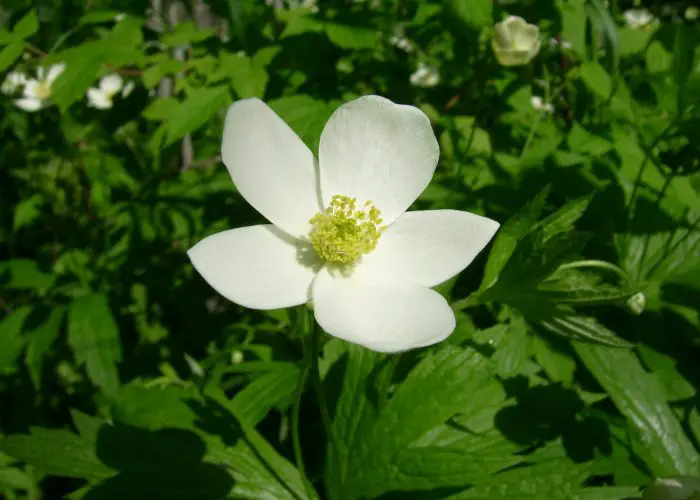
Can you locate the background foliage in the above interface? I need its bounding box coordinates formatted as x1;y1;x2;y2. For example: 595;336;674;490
1;0;700;498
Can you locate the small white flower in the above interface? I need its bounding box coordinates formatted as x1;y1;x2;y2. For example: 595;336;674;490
122;80;135;98
549;37;572;50
410;63;440;88
115;13;126;22
531;95;554;113
492;16;541;67
1;71;28;95
389;35;414;52
86;74;130;109
624;8;657;29
14;63;65;112
643;476;700;500
188;96;500;352
685;7;699;21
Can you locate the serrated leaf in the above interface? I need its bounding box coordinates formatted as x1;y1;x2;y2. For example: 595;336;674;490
68;294;122;396
0;428;114;480
342;346;492;499
12;10;39;40
164;86;230;146
480;187;550;290
447;458;590;499
575;343;700;476
221;53;268;98
0;42;23;73
50;44;103;112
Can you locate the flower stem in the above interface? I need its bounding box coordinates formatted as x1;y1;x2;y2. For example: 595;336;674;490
309;318;334;446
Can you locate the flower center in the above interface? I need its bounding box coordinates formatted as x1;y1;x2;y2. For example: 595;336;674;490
309;195;386;264
35;81;52;100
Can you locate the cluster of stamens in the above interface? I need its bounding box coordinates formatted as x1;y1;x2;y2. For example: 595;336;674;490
309;195;386;264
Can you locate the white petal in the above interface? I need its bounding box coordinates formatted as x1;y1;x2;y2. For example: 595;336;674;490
221;98;322;239
122;81;135;97
312;267;456;352
188;225;321;310
100;74;123;94
14;97;43;112
22;80;41;98
318;95;439;225
46;63;66;83
87;88;112;109
360;210;499;288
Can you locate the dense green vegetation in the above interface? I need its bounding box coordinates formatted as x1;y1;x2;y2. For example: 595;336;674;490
1;1;700;499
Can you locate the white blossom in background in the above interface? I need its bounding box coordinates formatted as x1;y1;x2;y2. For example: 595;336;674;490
492;16;541;66
642;476;700;500
624;8;657;29
115;13;126;22
686;7;700;21
1;71;28;95
188;96;500;352
410;63;440;88
87;74;133;110
14;63;65;112
549;37;572;50
531;95;554;114
389;35;415;52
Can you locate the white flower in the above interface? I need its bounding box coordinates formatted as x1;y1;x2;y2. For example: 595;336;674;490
1;71;28;95
410;63;440;88
188;96;499;353
389;35;414;52
492;16;541;67
115;13;126;22
14;63;65;112
624;8;657;29
685;7;699;21
86;74;130;109
531;95;554;113
643;476;700;500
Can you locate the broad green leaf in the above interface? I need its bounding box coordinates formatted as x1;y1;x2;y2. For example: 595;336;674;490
618;27;652;56
480;187;550;290
344;346;492;499
531;335;576;385
228;365;299;426
492;318;530;378
450;0;493;31
447;458;590;499
0;42;23;72
68;294;122;396
0;467;33;490
580;61;612;98
0;428;114;480
575;343;700;476
12;10;39;40
164;86;231;146
221;53;268;98
537;193;594;243
50;44;103;112
0;307;31;373
269;95;340;155
13;194;42;231
25;307;64;389
541;314;632;348
325;23;377;49
568;124;613;157
0;259;55;291
557;0;587;58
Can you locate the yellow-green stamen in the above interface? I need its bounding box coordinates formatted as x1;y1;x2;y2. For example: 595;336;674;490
309;195;386;264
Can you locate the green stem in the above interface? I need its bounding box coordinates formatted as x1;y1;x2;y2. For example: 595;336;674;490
309;316;335;455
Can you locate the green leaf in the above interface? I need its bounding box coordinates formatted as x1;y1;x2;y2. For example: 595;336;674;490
580;61;612;98
50;44;103;112
13;194;42;231
0;467;33;490
673;24;696;116
0;42;23;73
0;428;114;480
574;487;642;499
557;0;587;58
575;343;700;476
269;95;340;155
68;294;122;396
0;259;55;291
541;314;632;348
447;458;590;499
325;23;378;49
12;10;39;40
221;53;268;98
0;307;31;373
342;346;492;499
480;187;550;290
568;124;613;156
25;307;65;389
450;0;493;31
537;193;594;243
228;365;299;426
164;86;231;146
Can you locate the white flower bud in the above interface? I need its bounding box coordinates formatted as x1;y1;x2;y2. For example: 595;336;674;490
492;16;541;67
